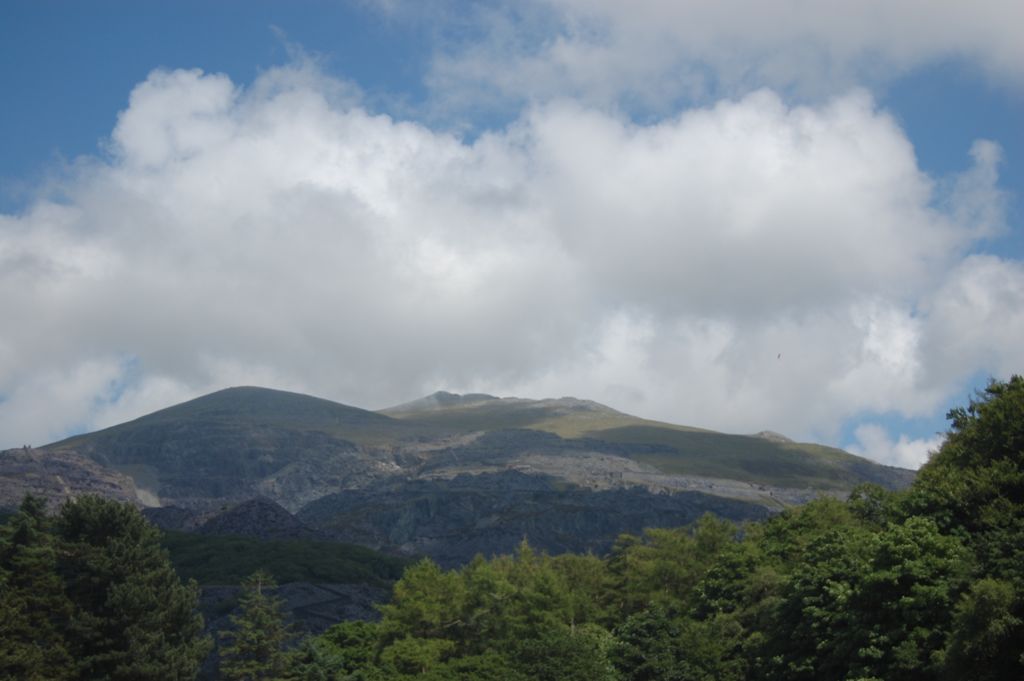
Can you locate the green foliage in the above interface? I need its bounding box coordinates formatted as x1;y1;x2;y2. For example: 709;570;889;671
760;516;969;681
219;570;296;681
377;559;466;643
0;495;210;681
934;375;1024;469
907;376;1024;580
415;651;528;681
378;636;456;676
316;619;383;677
607;514;738;615
611;604;687;680
56;495;211;680
161;530;409;585
0;496;74;681
510;622;618;681
941;578;1024;681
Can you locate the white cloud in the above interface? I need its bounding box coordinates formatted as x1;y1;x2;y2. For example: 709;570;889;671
0;359;125;447
919;255;1024;388
0;64;1018;467
419;0;1024;113
849;423;946;469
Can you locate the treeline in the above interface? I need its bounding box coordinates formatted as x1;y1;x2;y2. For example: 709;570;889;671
2;377;1023;680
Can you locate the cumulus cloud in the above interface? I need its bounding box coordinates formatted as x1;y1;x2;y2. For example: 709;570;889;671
418;0;1024;114
0;63;1019;467
849;423;946;470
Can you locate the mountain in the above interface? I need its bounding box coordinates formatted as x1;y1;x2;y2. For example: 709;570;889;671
16;386;914;564
44;387;421;511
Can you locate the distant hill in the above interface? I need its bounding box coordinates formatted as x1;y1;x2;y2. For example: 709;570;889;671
12;385;915;565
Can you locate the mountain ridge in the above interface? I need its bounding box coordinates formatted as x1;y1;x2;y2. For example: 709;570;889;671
1;385;915;564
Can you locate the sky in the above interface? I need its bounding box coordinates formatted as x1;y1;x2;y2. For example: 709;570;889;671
1;0;1022;469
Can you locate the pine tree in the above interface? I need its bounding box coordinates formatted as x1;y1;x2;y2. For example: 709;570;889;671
56;495;210;681
0;495;74;681
219;570;296;680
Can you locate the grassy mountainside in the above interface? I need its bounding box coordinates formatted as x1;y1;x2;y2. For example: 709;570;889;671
52;386;425;448
587;424;912;490
383;392;914;491
383;390;707;438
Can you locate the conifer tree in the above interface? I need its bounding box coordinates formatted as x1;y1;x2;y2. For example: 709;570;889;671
56;495;210;681
219;570;295;681
0;495;74;681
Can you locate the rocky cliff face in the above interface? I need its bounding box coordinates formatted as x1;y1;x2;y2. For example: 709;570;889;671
298;470;772;567
51;421;393;512
0;446;139;510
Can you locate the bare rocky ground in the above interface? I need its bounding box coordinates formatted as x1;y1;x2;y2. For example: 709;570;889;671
0;446;139;510
424;444;830;507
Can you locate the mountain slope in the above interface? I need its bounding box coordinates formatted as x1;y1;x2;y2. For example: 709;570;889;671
0;446;139;510
382;392;914;491
37;387;914;512
298;470;772;567
19;386;917;565
53;386;419;446
382;390;699;438
44;387;420;510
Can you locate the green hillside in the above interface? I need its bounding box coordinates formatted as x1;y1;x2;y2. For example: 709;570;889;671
385;392;710;438
161;531;410;586
50;386;428;448
384;392;913;490
587;424;908;489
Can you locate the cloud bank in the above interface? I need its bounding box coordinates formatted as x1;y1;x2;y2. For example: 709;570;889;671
1;61;1019;468
421;0;1024;115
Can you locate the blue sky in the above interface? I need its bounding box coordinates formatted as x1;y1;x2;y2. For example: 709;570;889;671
2;0;1022;468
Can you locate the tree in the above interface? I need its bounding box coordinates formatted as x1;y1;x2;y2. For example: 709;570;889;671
941;578;1024;681
907;376;1024;580
56;495;210;680
0;495;74;681
314;619;382;678
219;570;296;681
511;622;618;681
903;376;1024;674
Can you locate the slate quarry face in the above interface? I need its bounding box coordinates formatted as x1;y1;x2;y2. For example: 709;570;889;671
14;386;914;565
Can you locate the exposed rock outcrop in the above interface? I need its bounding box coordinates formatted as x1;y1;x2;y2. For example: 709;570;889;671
0;446;139;510
299;470;772;567
196;497;322;541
